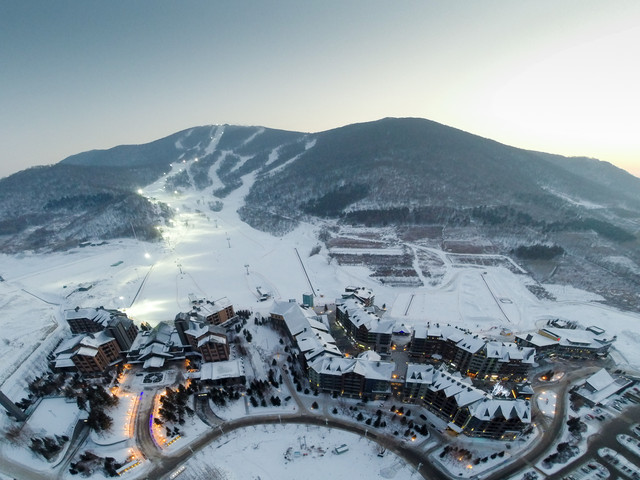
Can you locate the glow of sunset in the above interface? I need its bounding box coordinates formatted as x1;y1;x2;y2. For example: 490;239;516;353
0;1;638;178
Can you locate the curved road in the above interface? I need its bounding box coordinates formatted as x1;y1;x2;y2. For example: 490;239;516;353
133;364;606;480
143;412;436;480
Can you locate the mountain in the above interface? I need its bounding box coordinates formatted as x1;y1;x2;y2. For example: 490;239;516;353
239;118;640;233
1;117;639;310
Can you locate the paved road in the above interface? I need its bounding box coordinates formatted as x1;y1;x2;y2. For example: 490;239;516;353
485;365;601;480
135;388;162;462
132;362;607;480
193;395;223;427
143;412;440;480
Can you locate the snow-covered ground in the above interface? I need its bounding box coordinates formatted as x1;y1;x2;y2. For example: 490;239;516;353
2;158;640;477
536;390;558;418
176;423;416;480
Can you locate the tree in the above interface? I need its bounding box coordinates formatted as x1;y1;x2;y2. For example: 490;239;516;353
357;412;364;421
311;401;319;409
87;409;113;432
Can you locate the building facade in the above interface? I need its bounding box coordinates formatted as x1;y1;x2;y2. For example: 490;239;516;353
410;324;535;382
184;323;230;363
187;295;236;326
335;298;393;354
404;364;531;440
54;332;122;375
308;352;395;400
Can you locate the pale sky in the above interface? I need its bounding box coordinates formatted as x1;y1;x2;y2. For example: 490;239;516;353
1;1;639;179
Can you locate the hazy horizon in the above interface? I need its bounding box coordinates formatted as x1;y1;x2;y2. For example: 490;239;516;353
2;1;639;179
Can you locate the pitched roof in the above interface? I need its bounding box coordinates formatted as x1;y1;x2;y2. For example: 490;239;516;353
585;368;615;392
310;355;395;382
405;363;531;423
336;298;394;334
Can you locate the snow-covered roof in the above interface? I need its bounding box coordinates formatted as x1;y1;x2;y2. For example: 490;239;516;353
139;343;173;359
575;368;632;405
344;286;374;301
308;317;329;332
336;298;394;335
468;398;531;423
586;368;615;392
541;327;615;348
54;353;76;368
197;334;227;348
310;356;395;382
515;332;558;347
485;342;535;364
271;301;313;337
188;295;233;321
185;321;227;341
271;300;341;362
198;359;245;381
130;322;177;352
405;363;530;422
55;335;86;355
358;350;382;362
75;346;99;357
414;324;532;360
65;307;116;329
406;364;436;384
143;356;166;369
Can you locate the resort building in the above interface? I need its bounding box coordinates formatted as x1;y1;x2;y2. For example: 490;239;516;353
308;351;395;399
127;322;184;369
573;368;632;406
515;326;615;360
270;300;341;368
187;294;236;326
403;364;531;439
64;307;138;351
335;297;394;354
410;324;535;381
53;332;122;375
182;322;230;364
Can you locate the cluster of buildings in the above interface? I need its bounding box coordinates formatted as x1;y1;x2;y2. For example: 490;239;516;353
404;364;532;439
52;297;243;386
410;324;536;382
270;299;396;400
48;285;621;442
272;291;539;439
53;308;139;374
335;297;394;354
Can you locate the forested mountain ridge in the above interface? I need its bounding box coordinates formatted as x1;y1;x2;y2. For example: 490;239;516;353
1;117;638;282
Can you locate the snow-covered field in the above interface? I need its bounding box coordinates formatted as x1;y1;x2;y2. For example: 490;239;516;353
177;423;415;480
2;158;640;477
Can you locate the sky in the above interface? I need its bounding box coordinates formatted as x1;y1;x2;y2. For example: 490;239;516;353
1;0;639;179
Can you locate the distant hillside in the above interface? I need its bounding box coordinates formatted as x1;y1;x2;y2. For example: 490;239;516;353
0;125;308;252
1;117;638;288
240;118;640;236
